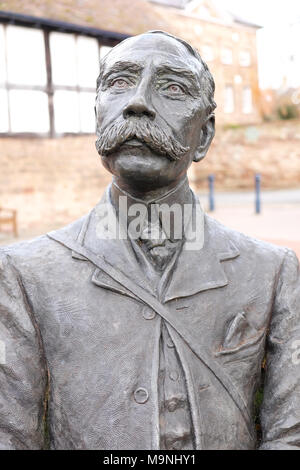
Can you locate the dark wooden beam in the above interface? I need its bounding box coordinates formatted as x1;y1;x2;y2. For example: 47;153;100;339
44;30;54;138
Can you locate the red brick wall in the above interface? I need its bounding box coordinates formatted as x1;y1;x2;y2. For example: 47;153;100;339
1;119;299;238
0;136;111;236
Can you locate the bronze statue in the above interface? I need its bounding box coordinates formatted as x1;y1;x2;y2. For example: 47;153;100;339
0;31;299;450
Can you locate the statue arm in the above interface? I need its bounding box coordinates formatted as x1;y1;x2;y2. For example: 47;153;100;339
260;249;300;450
0;251;47;449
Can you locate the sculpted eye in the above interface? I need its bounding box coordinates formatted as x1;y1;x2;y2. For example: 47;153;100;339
111;79;129;89
166;84;184;94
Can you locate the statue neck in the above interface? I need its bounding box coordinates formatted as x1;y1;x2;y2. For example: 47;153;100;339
110;176;192;211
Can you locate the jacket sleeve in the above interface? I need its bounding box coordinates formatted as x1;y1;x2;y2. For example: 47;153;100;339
0;251;47;449
260;248;300;450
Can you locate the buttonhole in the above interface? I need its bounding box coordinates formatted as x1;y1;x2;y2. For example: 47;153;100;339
176;306;189;311
199;384;210;392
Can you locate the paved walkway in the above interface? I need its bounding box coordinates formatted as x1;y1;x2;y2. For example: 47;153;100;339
206;205;300;257
199;189;300;258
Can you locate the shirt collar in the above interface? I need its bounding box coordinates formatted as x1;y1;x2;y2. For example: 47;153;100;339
110;177;193;242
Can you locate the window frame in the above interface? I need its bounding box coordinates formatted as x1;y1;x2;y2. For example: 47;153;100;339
224;84;235;114
239;50;252;67
242;85;253;114
220;47;233;66
49;32;102;135
201;44;215;63
0;20;119;137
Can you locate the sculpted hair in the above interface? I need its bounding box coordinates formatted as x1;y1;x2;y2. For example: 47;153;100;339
96;30;217;118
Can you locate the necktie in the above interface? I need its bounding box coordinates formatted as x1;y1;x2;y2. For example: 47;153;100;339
139;214;181;270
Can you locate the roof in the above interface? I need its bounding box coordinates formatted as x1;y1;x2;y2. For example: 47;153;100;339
0;0;261;39
230;12;262;30
152;0;262;29
0;0;170;36
0;10;129;44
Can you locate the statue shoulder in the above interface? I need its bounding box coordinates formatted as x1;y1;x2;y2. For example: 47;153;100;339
204;213;288;266
0;213;90;273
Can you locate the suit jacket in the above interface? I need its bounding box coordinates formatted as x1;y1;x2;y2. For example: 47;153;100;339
0;190;299;450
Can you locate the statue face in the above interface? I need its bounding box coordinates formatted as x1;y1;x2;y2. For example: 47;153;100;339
95;33;214;191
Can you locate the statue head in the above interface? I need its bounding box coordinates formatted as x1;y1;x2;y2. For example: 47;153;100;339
95;31;216;192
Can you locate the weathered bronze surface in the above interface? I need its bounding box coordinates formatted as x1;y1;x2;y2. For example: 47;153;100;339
0;31;299;450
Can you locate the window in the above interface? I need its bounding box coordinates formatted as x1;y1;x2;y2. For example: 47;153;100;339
50;32;99;134
240;50;251;67
194;25;203;36
243;86;252;114
234;75;242;85
0;24;7;85
0;24;49;133
6;25;47;86
0;22;111;136
221;48;233;65
202;45;214;62
0;89;9;132
77;36;100;87
53;91;80;133
100;45;113;59
224;85;234;113
50;33;78;87
79;92;97;133
9;90;50;133
0;25;9;132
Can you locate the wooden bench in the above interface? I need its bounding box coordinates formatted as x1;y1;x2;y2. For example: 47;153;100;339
0;207;18;237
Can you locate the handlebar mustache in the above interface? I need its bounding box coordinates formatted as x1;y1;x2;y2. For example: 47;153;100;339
95;117;190;161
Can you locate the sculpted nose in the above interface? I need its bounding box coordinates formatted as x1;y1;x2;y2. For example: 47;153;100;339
123;93;156;120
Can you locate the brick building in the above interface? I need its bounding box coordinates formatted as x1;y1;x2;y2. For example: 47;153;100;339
150;0;262;125
0;0;270;241
0;0;261;136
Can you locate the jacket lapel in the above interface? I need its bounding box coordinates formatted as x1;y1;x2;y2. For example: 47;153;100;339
163;214;240;302
91;268;139;300
72;188;155;298
69;190;240;303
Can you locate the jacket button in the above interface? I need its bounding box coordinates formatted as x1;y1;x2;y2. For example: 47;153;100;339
167;399;178;412
167;338;175;348
134;387;149;404
142;308;156;320
171;440;182;450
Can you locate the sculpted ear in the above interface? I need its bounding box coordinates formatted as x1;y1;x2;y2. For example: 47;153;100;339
193;114;215;163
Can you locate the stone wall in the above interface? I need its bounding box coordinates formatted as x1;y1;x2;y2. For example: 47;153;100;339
0;119;299;238
0;136;111;236
190;119;300;190
0;0;261;126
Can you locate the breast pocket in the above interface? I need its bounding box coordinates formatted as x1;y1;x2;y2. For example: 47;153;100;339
215;311;266;362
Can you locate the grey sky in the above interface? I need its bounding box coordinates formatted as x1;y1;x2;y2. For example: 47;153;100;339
215;0;300;27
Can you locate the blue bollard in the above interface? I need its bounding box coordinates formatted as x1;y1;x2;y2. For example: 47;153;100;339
208;174;215;212
255;174;261;214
